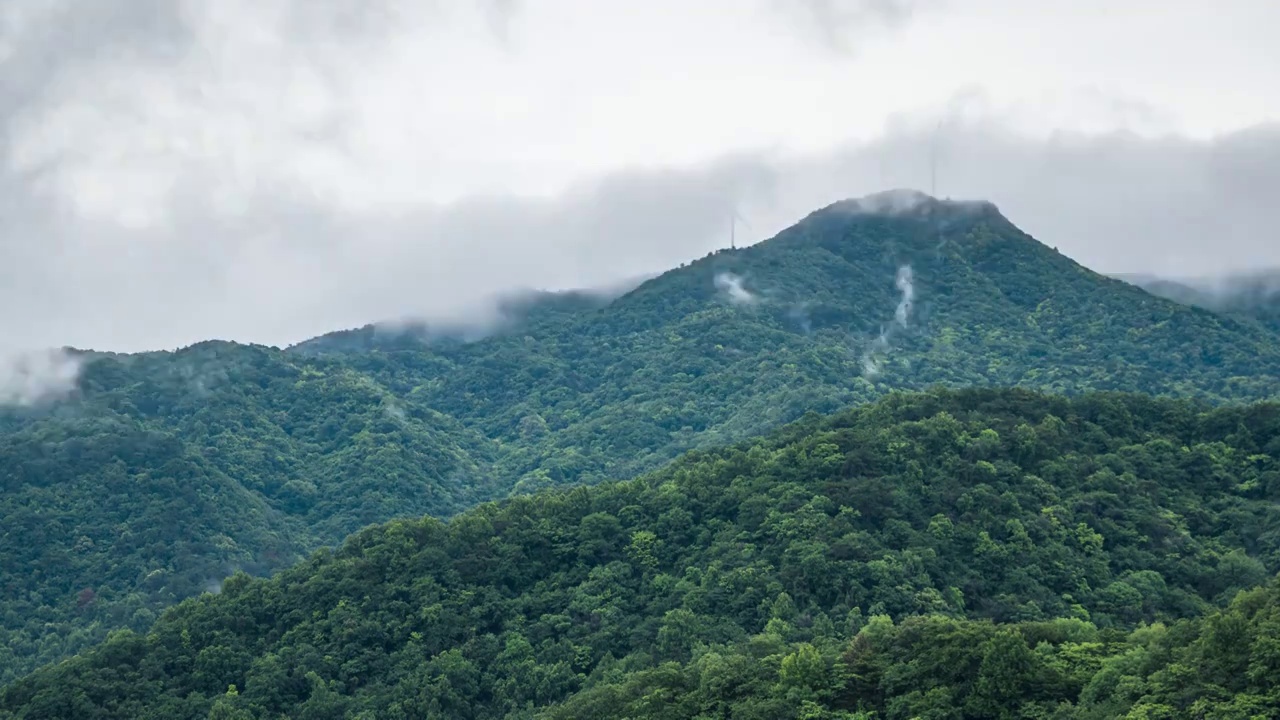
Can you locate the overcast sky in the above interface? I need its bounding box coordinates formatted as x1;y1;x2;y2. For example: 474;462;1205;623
2;0;1278;354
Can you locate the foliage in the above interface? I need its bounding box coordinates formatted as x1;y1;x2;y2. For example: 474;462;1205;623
0;343;493;684
5;198;1280;680
4;388;1280;717
1121;269;1280;334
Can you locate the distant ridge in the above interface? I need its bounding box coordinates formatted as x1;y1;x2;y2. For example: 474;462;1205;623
1118;268;1280;332
4;191;1280;681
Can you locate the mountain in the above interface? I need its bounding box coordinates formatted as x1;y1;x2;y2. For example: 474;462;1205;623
4;388;1279;719
1118;269;1280;332
0;342;497;683
289;284;641;355
5;190;1280;681
297;191;1280;494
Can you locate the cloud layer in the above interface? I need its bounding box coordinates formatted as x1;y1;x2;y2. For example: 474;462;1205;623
1;1;1278;354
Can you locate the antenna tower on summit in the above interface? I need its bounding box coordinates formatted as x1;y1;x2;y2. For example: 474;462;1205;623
729;206;749;250
929;119;952;257
929;119;941;197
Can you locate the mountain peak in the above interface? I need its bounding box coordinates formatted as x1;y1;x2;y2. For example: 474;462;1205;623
825;188;999;220
7;191;1280;692
838;188;934;213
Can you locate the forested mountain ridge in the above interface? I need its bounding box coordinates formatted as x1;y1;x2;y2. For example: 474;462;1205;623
1119;268;1280;333
4;388;1279;719
5;191;1280;682
294;192;1280;495
0;342;497;683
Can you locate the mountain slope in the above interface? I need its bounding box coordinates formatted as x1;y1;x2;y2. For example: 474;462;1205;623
95;341;502;527
0;414;298;683
4;388;1279;719
5;191;1280;681
1119;269;1280;333
302;192;1280;491
0;342;496;683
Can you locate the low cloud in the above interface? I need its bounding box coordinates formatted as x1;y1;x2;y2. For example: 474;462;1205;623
714;272;758;306
0;348;82;406
2;121;1279;353
1;1;1278;354
893;265;915;327
860;264;915;378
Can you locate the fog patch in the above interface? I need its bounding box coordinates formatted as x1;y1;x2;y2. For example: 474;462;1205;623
0;348;82;406
714;272;757;305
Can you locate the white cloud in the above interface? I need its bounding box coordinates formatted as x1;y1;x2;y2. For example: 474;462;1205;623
0;348;82;406
0;0;1277;353
715;272;758;306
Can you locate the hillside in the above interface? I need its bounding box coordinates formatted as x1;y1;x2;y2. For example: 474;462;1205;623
6;191;1280;681
1119;269;1280;333
0;342;497;683
4;388;1279;719
301;192;1280;493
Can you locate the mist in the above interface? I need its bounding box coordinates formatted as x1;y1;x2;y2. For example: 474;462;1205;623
860;264;916;378
0;348;82;406
714;272;758;306
893;266;915;326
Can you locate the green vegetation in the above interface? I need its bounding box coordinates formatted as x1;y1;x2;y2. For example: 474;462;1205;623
0;343;495;683
300;199;1280;498
4;388;1279;718
5;195;1280;684
1121;269;1280;334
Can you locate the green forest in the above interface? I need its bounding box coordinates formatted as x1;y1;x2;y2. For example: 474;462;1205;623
4;389;1280;718
1121;271;1280;334
3;196;1280;716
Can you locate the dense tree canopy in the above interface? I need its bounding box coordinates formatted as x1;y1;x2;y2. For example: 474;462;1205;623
0;342;494;683
1122;269;1280;334
4;388;1279;718
4;197;1280;683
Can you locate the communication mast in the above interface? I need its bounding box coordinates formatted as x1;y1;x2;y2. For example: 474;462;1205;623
930;118;941;197
729;206;749;250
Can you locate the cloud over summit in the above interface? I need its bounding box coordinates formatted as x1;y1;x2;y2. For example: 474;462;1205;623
0;1;1277;354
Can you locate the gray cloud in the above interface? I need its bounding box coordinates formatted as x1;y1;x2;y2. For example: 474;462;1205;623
1;1;1278;355
5;119;1278;354
779;0;931;53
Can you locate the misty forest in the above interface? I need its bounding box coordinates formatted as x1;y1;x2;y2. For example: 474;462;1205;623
3;191;1280;720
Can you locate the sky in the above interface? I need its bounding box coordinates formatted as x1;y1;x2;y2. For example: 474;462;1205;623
2;0;1279;357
